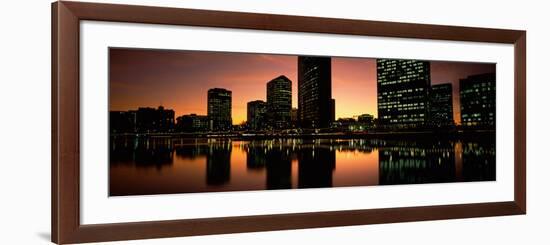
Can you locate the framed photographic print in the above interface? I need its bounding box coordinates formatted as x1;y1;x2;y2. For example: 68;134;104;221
52;1;526;244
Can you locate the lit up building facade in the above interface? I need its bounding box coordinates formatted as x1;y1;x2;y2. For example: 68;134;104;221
267;75;292;129
377;59;430;128
207;88;232;131
429;83;454;126
459;73;496;127
247;100;267;130
297;56;333;128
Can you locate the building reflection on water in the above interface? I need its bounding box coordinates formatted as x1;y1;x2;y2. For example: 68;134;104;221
206;142;231;185
109;136;496;196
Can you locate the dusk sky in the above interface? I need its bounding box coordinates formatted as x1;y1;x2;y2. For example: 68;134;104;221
110;48;495;124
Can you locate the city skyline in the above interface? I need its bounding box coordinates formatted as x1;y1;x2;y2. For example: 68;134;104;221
109;48;497;196
110;48;495;125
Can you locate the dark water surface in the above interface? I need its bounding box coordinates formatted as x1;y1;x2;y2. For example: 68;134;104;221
109;136;496;196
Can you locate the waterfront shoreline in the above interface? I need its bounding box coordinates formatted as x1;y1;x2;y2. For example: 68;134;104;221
111;129;496;140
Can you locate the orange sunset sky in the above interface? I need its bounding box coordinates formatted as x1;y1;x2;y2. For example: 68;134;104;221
109;48;495;125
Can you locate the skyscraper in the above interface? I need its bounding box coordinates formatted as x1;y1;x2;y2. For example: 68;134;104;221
459;73;496;127
429;83;454;126
207;88;232;131
247;100;267;130
266;75;292;129
297;56;333;128
377;59;430;128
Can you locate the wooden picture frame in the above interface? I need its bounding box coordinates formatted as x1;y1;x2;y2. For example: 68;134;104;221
52;1;526;244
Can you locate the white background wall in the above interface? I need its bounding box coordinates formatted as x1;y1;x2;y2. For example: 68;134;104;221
0;0;547;244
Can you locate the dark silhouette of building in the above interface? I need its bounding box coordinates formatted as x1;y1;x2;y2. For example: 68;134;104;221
135;107;157;132
459;73;496;127
176;114;209;132
266;75;292;129
298;56;333;128
357;114;375;128
330;98;336;123
110;106;175;134
247;100;267;130
157;106;175;132
333;117;356;132
207;88;232;131
429;83;454;126
333;114;375;131
377;59;430;128
110;110;136;133
132;106;175;133
290;108;299;128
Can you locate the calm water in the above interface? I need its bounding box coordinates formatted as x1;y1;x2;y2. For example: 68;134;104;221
109;136;496;196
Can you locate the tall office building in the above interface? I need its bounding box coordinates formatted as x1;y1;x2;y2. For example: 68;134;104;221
266;75;292;129
459;73;496;127
247;100;267;130
377;59;430;128
298;56;333;128
429;83;454;126
207;88;232;131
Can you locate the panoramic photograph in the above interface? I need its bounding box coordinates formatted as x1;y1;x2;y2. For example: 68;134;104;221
109;48;496;196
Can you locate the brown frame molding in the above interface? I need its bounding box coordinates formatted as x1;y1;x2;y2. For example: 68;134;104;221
52;1;526;244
